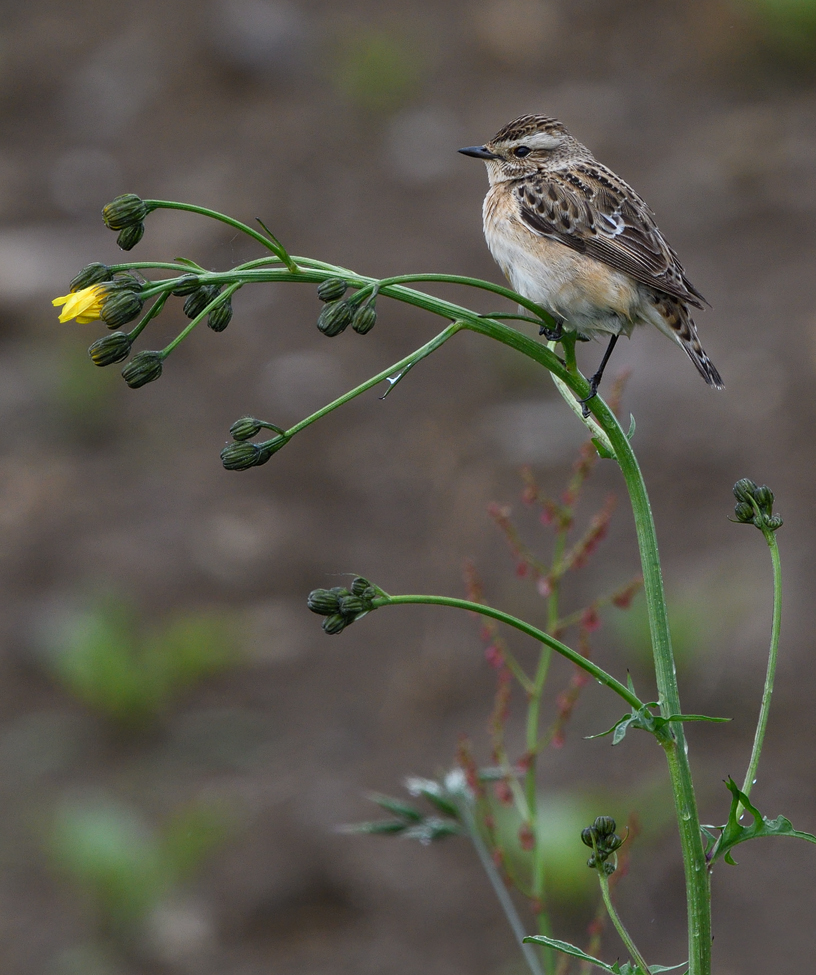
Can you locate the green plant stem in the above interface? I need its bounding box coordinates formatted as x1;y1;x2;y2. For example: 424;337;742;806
458;795;547;975
597;868;650;975
740;529;782;808
280;321;466;439
372;595;642;711
524;527;566;821
112;253;709;973
162;282;242;357
145;201;298;267
454;318;710;975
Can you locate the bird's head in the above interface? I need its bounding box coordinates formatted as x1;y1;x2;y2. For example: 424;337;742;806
459;115;584;183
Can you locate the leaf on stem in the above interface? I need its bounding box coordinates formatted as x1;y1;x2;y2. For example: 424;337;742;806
710;777;816;866
587;705;729;745
521;935;685;975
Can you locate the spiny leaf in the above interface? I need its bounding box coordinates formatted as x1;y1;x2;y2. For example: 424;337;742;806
711;778;816;865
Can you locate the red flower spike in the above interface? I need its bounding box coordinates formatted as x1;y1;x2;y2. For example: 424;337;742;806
485;644;504;669
580;605;601;632
495;780;513;806
516;561;528;578
518;822;535;851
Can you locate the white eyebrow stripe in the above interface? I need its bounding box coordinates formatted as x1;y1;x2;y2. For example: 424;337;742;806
517;131;563;150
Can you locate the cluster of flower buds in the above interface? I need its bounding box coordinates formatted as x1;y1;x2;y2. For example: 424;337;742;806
220;416;289;471
306;576;380;634
316;278;377;337
732;478;783;532
581;815;623;874
102;193;155;251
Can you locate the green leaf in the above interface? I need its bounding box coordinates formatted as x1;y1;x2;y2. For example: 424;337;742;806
173;257;205;271
522;935;617;973
627;414;636;440
367;792;423;822
339;819;408;836
587;704;728;745
711;778;816;865
255;218;299;274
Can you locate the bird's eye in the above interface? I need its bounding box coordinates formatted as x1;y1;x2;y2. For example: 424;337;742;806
514;146;531;157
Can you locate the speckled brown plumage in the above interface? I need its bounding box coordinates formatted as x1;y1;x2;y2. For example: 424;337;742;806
460;114;723;392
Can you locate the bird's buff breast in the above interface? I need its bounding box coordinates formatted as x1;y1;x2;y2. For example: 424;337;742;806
482;187;640;334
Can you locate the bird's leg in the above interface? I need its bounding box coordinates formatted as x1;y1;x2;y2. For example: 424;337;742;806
579;334;618;417
538;316;564;342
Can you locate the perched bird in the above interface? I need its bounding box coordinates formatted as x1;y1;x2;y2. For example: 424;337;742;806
459;115;723;411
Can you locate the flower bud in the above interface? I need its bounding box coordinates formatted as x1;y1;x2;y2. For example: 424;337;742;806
307;589;342;615
733;478;758;504
602;861;616;876
350;577;372;596
207;298;233;333
766;514;783;531
220;441;261;471
605;833;623;852
88;331;132;367
229;416;263;441
183;285;220;320
322;613;348;635
317;300;353;337
337;594;364;616
586;854;596;869
116;223;145;251
352;304;377;335
102;193;149;231
317;278;349;302
581;827;597;848
101;289;144;329
593;816;616;836
121;350;163;389
171;274;201;296
70;262;113;292
733;501;755;524
754;485;774;511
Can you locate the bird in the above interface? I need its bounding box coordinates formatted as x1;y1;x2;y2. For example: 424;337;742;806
459;115;723;413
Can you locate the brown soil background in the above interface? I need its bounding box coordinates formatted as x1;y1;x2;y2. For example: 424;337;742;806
2;1;816;972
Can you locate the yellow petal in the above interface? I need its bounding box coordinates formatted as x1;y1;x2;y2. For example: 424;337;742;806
52;285;106;323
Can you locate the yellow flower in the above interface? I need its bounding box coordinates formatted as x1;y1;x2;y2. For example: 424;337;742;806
52;284;107;324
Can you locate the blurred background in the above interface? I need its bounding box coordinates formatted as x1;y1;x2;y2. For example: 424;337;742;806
2;0;816;972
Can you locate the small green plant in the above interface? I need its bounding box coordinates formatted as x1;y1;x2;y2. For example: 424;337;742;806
43;597;241;726
52;194;815;975
48;796;229;935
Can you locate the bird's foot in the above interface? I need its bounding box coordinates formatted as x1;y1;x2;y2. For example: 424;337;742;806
538;317;564;342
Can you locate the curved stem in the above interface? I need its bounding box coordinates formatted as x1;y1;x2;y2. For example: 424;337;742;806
740;530;782;806
372;594;643;711
597;868;650;975
145;200;299;268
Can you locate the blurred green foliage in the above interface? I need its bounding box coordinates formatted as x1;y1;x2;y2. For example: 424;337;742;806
48;599;241;726
48;796;229;932
738;0;816;57
332;28;424;112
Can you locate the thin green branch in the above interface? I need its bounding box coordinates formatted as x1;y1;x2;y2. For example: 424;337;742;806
740;529;782;809
458;792;547;975
371;594;642;711
597;868;650;975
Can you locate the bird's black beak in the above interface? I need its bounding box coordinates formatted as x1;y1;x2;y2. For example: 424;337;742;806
458;145;502;160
